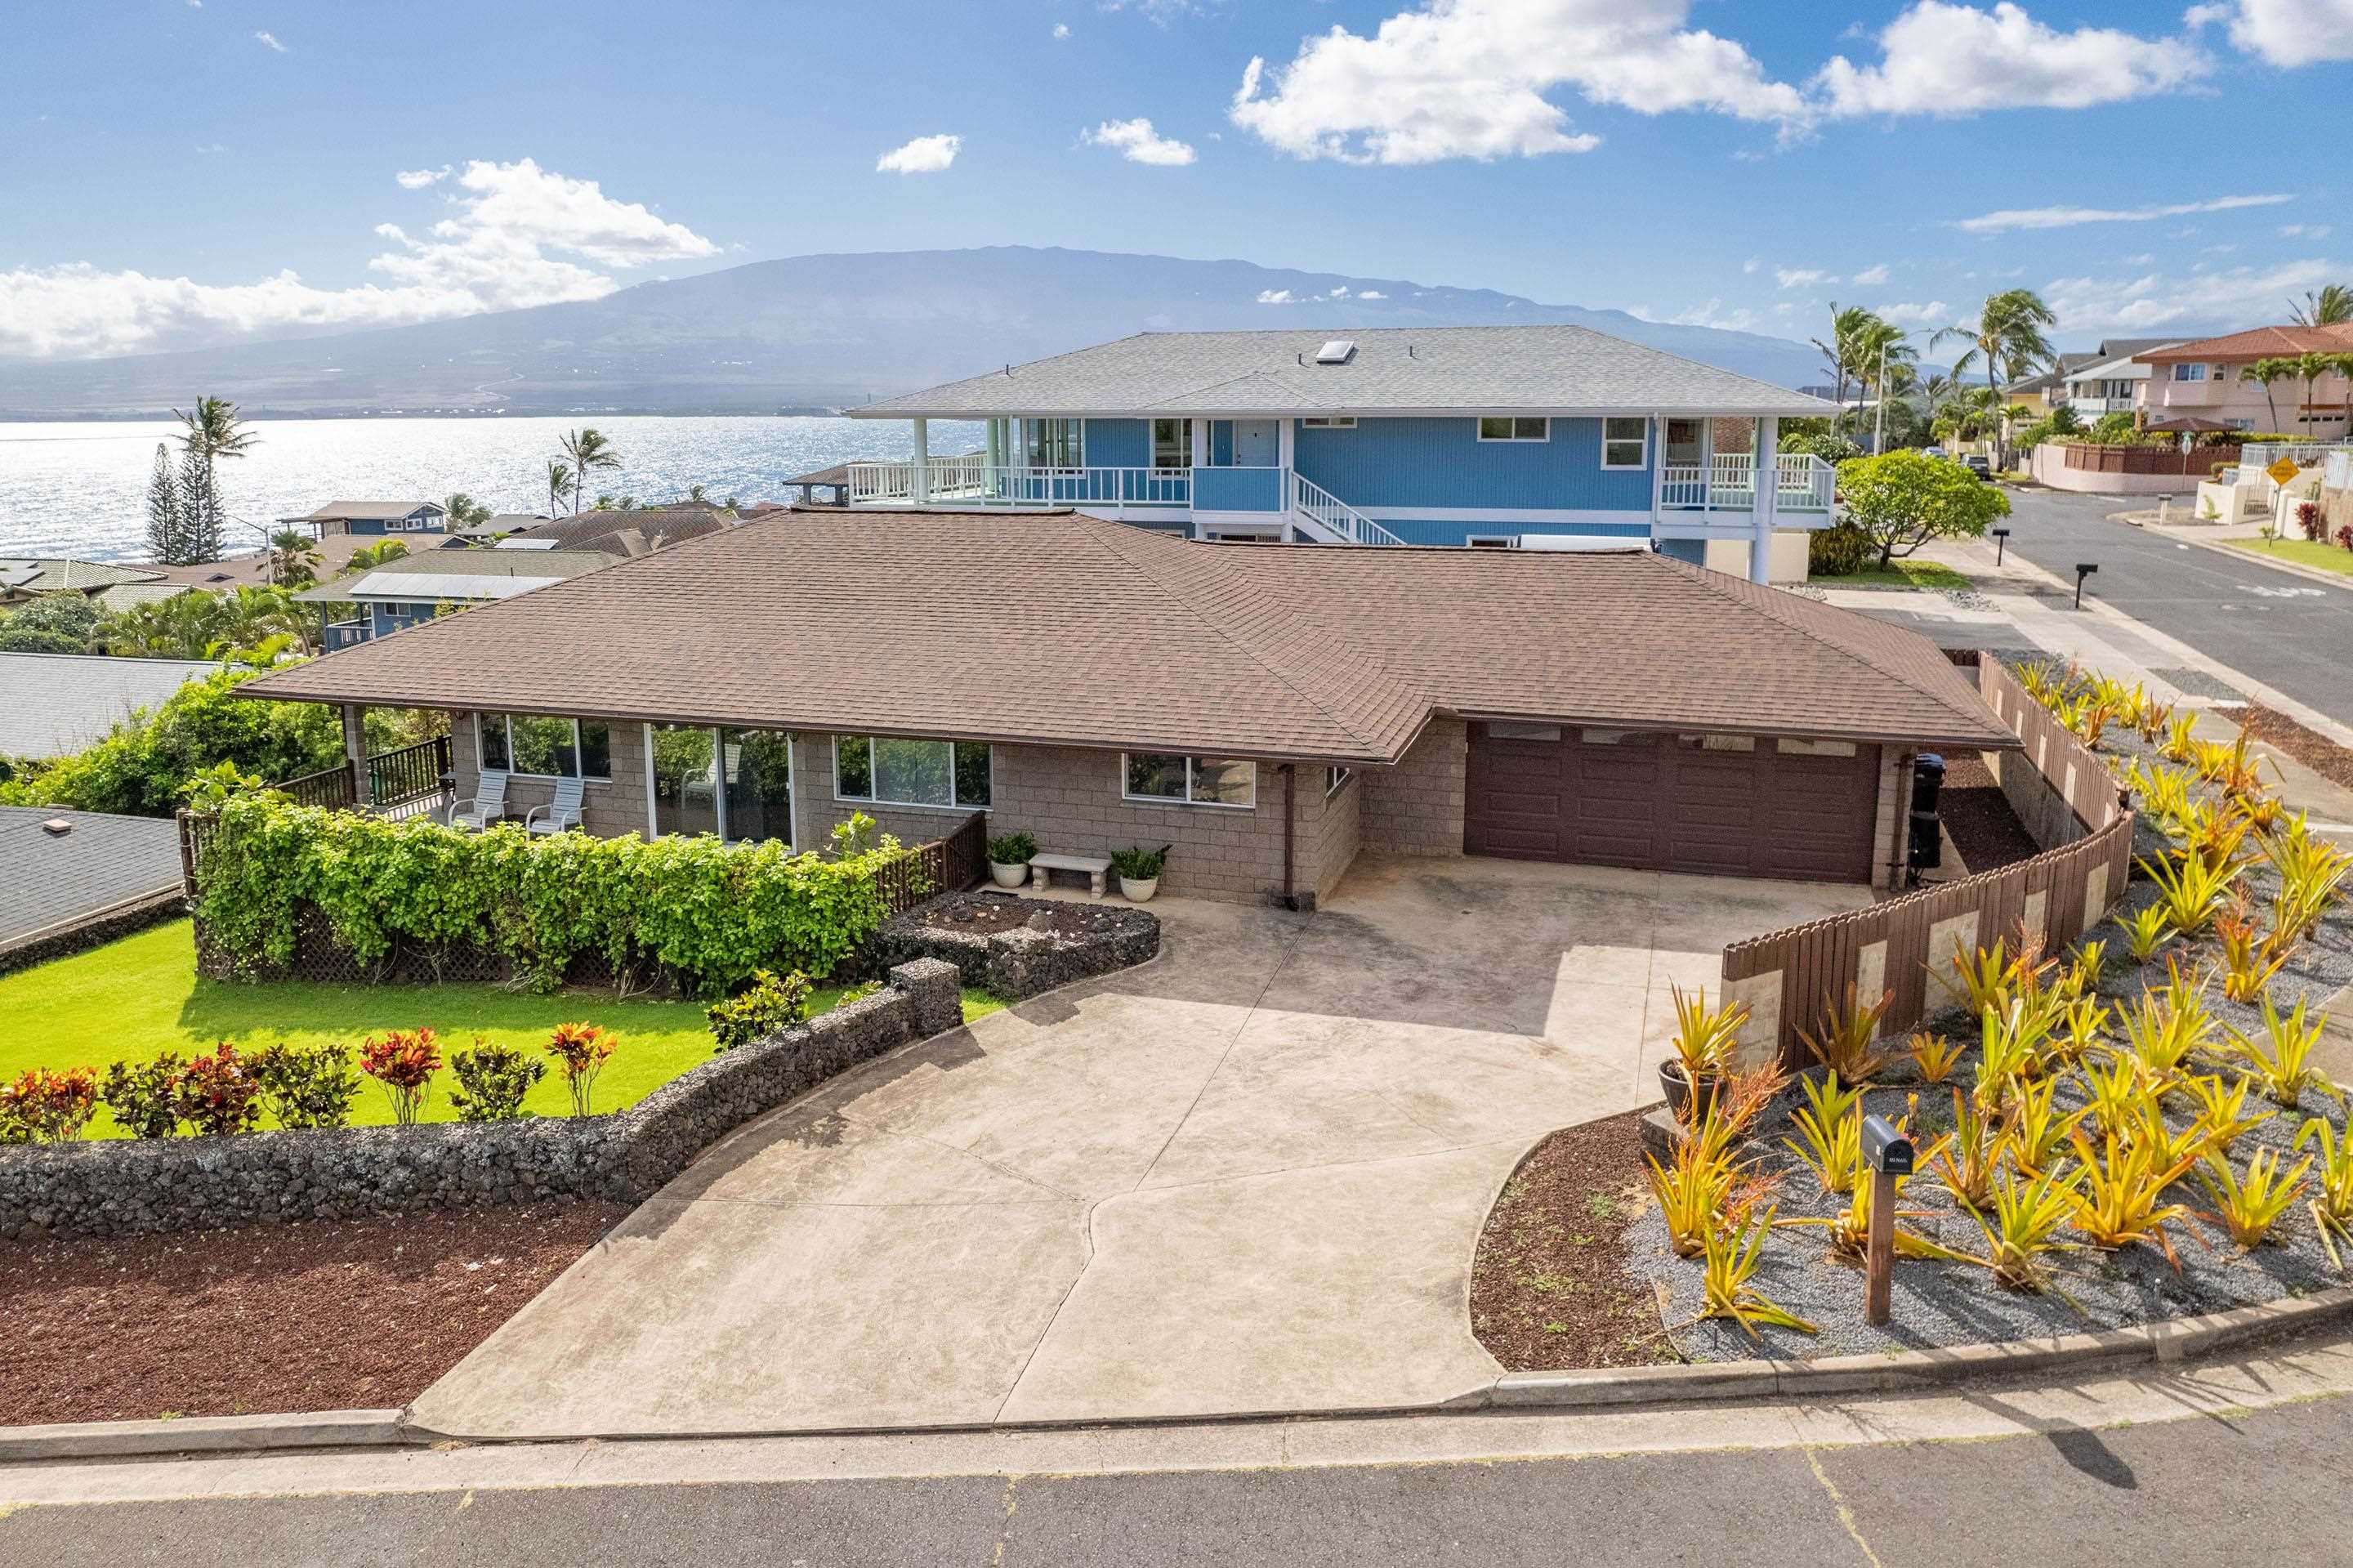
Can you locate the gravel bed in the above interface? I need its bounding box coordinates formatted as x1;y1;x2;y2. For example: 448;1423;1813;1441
1629;690;2352;1364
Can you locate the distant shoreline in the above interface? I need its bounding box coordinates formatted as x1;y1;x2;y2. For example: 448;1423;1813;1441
0;408;853;424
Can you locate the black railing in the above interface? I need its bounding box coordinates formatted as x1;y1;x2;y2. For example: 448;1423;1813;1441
873;811;988;918
369;734;453;815
176;733;456;894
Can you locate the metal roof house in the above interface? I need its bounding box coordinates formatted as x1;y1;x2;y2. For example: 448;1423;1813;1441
295;544;620;650
843;325;1840;583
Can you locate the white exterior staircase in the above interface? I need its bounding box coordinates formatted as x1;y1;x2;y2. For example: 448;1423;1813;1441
1288;471;1404;547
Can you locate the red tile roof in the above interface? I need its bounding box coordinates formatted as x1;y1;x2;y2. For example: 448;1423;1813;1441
2137;325;2353;362
238;511;2016;762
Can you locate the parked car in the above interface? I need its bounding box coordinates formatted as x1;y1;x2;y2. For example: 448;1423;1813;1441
1961;453;1991;480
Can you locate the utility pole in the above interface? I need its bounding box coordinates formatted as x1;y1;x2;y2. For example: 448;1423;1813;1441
1874;342;1888;455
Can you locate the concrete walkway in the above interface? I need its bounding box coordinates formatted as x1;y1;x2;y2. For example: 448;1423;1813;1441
409;855;1864;1440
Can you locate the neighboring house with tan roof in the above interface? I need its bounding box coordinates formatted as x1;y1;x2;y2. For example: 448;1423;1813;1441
2136;326;2353;435
241;508;2015;905
0;556;181;610
290;498;450;538
292;541;622;650
841;324;1842;585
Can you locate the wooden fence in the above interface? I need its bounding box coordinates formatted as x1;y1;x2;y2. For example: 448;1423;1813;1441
1720;654;2135;1070
874;811;989;917
2061;442;2239;477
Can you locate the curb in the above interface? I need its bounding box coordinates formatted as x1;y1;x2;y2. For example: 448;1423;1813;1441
0;1409;418;1464
2156;529;2353;595
1483;1285;2353;1409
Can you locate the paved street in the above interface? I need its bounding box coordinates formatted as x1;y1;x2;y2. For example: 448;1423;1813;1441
1991;487;2353;730
6;1383;2351;1566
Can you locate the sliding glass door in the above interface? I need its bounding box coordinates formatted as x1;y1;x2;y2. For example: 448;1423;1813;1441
650;723;793;845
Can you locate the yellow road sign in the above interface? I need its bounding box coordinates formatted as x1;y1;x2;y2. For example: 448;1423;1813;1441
2267;457;2302;486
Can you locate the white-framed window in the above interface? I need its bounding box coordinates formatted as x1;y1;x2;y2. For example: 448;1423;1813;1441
1776;738;1858;757
476;712;611;780
1477;416;1549;442
389;511;439;533
1122;753;1256;808
1325;765;1352;798
1151;418;1193;470
1299;416;1356;429
2172;363;2207;382
1601;416;1649;469
1024;419;1084;468
834;735;992;810
1465;535;1520;548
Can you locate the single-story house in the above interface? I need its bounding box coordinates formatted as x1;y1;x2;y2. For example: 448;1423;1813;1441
293;543;621;650
0;557;180;610
290;499;450;538
240;508;2016;905
0;651;218;758
0;806;183;955
522;507;739;557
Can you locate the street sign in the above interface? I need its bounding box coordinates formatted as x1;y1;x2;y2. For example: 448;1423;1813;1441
2267;457;2301;486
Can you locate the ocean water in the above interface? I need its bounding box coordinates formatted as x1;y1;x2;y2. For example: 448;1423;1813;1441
0;415;985;561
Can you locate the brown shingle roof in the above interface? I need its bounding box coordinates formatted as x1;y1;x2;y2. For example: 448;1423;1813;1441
238;511;2015;762
2137;325;2353;362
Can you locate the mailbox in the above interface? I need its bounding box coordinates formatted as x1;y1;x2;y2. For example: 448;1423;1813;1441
1860;1114;1913;1177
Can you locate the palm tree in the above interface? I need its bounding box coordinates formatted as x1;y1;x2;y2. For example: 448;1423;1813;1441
442;492;492;529
2245;357;2294;434
266;528;321;589
685;482;708;503
558;428;621;515
2288;284;2353;327
170;395;257;564
546;460;574;517
1934;289;2057;468
1810;304;1876;415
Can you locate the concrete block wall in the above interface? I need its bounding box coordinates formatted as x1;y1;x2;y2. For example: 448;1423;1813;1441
451;712;650;840
1358;720;1466;858
1871;746;1913;892
1316;768;1364;902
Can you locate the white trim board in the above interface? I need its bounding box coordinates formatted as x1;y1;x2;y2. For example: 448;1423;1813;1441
1355;507;1656;526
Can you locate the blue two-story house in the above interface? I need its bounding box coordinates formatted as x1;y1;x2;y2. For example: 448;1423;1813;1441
296;543;620;650
844;324;1839;583
292;499;451;538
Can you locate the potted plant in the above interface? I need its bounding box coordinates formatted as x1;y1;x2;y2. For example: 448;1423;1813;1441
1658;984;1749;1120
987;831;1036;889
1110;843;1170;903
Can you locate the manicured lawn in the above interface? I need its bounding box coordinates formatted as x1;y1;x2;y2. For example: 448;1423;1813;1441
2230;538;2353;576
1813;558;1974;591
0;920;1002;1136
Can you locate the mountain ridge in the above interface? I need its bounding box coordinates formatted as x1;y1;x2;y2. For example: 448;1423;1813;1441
0;246;1833;417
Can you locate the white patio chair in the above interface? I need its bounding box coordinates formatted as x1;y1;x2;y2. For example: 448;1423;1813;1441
445;769;510;830
525;775;585;836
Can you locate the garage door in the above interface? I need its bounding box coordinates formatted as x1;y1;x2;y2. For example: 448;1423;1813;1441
1463;722;1882;883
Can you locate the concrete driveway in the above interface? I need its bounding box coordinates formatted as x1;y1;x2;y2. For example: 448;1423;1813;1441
410;854;1868;1440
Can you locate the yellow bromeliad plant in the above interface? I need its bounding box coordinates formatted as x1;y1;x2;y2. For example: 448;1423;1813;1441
2158;709;2199;765
2113;904;2176;965
1697;1205;1817;1341
1796;985;1898;1083
1907;1030;1965;1085
2117;958;2219;1090
2179;1072;2270;1157
1931;1087;2007;1211
2194;1146;2311;1249
2078;1048;2155;1141
2066;1127;2198;1264
2211;894;2289;1004
2296;1117;2353;1272
2136;849;2241;939
1779;1110;1956;1263
1957;1165;2088;1293
2003;1075;2084;1176
1784;1073;1864;1196
2230;994;2337;1111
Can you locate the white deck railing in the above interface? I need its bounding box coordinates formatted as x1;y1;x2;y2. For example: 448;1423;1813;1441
846;462;1191;508
1659;453;1834;512
1290;471;1404;547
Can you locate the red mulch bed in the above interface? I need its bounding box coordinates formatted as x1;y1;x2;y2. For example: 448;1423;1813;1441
2243;703;2353;793
1469;1109;1677;1371
0;1203;627;1426
1937;752;2040;874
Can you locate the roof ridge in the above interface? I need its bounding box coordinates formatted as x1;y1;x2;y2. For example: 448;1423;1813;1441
1654;552;1989;731
1076;520;1416;755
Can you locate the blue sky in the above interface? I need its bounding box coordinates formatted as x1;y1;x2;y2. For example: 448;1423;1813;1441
4;0;2347;359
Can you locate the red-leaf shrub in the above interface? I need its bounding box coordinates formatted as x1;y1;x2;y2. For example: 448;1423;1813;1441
358;1028;442;1126
100;1053;185;1138
170;1042;264;1137
0;1067;100;1143
2297;500;2324;542
2337;523;2353;554
542;1021;616;1118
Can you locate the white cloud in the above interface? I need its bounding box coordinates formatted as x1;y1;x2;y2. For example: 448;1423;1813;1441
1850;263;1891;286
2042;259;2337;333
1776;267;1831;289
1662;298;1761;331
1256;288;1298;304
1743;257;1761;275
252;29;288;52
1082;118;1197;165
0;158;717;359
2187;0;2353;68
876;133;961;174
2280;222;2333;239
1051;21;1071;39
1356;289;1386;299
1815;2;2205;117
1952;192;2292;233
1230;0;1805;165
1873;300;1953;327
395;165;449;190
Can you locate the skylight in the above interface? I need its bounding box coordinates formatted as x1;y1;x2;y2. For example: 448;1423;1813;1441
1314;339;1355;364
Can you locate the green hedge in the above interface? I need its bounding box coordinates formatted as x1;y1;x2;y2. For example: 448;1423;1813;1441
193;795;916;997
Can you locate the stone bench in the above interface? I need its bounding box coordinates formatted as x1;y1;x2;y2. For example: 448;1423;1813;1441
1029;851;1113;898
